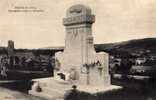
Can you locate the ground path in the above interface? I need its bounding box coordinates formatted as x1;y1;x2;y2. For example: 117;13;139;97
0;86;46;100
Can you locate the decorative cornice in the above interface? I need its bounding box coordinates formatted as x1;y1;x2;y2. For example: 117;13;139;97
63;15;95;26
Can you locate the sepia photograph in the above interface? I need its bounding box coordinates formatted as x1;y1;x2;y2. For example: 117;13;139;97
0;0;156;100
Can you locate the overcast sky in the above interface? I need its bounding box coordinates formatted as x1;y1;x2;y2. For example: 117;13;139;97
0;0;156;48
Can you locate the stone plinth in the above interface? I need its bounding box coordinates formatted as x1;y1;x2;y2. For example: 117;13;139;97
55;4;110;86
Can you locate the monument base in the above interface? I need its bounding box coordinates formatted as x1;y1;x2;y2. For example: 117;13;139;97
55;51;110;86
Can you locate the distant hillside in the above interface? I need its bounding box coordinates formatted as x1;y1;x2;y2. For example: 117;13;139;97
41;38;156;57
0;47;7;54
40;46;64;50
95;38;156;55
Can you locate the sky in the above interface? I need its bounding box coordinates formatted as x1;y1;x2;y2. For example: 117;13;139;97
0;0;156;49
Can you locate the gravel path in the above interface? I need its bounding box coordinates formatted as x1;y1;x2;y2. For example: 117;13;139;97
0;87;46;100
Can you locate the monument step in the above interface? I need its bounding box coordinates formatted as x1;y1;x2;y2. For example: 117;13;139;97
43;85;69;92
42;86;65;95
30;78;72;99
39;78;71;89
40;82;70;89
29;90;54;100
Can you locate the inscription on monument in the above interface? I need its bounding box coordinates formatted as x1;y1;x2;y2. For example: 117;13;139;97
63;15;95;25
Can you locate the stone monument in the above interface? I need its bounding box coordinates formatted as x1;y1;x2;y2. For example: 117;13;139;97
8;40;14;56
55;4;110;86
7;40;14;66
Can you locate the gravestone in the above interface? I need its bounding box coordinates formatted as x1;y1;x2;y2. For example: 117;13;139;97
55;4;110;86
